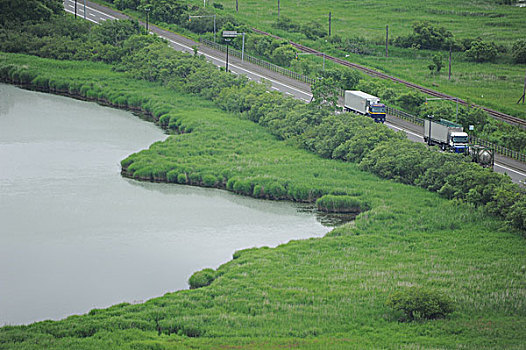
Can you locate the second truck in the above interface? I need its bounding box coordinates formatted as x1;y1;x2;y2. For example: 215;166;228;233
424;118;469;153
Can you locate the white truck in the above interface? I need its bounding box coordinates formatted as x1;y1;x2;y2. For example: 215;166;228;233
423;118;469;153
344;91;386;123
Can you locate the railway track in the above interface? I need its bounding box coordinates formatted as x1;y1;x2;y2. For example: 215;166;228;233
252;28;526;129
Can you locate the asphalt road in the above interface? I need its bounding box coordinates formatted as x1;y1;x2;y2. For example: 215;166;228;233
62;0;526;185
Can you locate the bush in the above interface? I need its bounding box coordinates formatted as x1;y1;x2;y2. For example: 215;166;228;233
386;287;455;322
302;21;326;40
465;40;498;62
394;21;453;50
188;268;216;289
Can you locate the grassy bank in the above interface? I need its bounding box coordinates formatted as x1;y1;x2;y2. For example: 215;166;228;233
0;53;525;349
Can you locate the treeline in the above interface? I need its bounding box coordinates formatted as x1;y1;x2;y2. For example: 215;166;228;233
0;4;525;232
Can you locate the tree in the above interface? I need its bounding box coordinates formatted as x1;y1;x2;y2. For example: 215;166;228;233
394;21;453;50
395;91;425;114
310;77;339;109
90;19;143;47
271;45;296;67
0;0;63;25
465;40;498;62
457;107;488;134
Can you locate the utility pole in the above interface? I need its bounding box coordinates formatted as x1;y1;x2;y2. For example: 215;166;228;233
518;69;526;104
146;7;150;31
241;32;245;62
236;0;238;12
448;45;452;80
385;25;389;58
278;0;280;17
226;40;229;72
83;0;86;19
328;12;331;37
75;0;77;18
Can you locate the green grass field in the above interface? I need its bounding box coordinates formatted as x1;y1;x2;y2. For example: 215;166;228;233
184;0;526;119
1;53;525;349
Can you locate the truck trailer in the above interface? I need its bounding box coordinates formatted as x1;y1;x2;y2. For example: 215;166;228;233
423;118;469;153
344;91;386;123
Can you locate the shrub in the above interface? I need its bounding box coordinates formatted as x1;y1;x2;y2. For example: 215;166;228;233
386;287;455;322
188;268;216;289
394;21;453;50
465;40;498;62
302;21;326;40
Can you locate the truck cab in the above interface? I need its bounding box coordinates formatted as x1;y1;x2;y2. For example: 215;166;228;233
449;131;469;153
368;103;386;123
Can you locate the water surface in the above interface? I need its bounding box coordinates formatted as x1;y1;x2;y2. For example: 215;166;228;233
0;84;330;325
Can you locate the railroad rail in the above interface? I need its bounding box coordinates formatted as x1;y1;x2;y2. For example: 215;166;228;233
252;28;526;129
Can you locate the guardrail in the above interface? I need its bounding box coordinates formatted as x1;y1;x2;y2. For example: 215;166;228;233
387;106;425;126
199;38;525;164
200;38;316;85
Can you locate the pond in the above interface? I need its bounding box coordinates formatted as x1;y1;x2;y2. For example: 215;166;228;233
0;84;331;325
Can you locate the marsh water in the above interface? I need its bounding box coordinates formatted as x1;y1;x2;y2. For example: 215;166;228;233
0;84;330;325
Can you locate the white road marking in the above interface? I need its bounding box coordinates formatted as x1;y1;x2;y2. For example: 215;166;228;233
494;164;526;176
64;8;98;23
385;122;422;138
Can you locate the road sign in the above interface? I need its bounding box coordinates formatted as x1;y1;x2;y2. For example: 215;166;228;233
222;31;238;38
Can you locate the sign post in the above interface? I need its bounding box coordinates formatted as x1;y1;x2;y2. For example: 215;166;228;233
222;31;239;72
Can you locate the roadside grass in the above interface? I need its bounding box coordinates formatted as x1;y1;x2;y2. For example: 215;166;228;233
0;53;525;348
